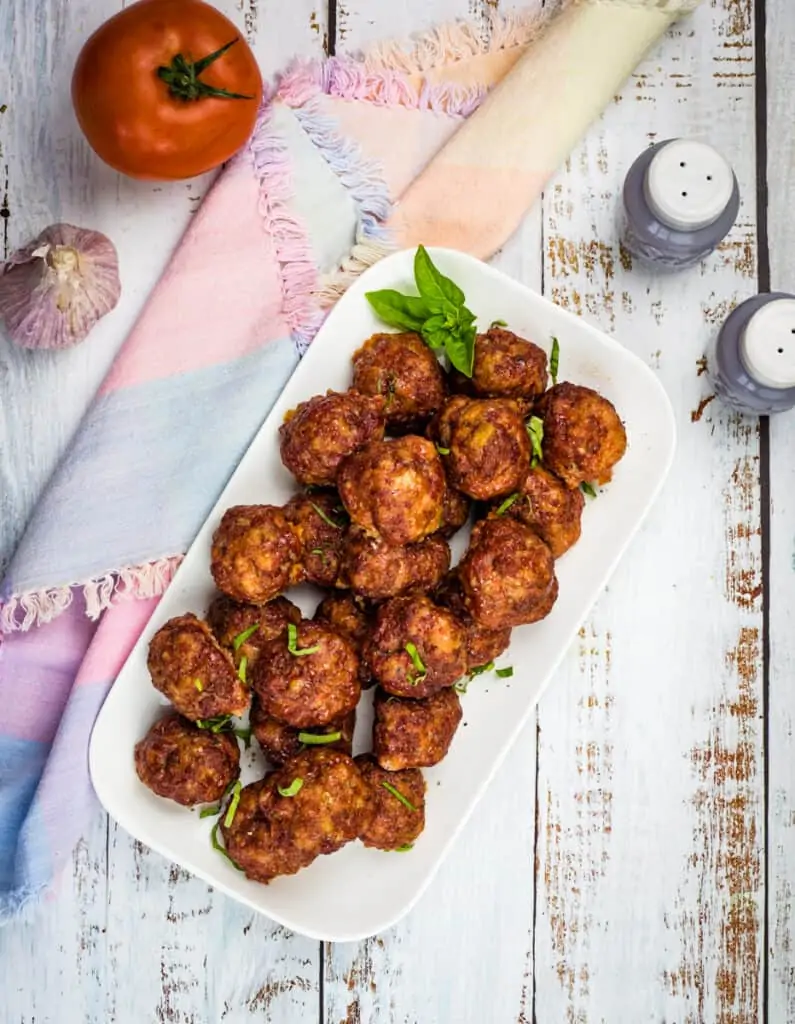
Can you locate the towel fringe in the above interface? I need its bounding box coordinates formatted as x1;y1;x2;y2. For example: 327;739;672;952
317;237;397;309
0;555;183;633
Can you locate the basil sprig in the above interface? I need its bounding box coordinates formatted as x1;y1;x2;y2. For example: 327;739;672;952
366;246;477;377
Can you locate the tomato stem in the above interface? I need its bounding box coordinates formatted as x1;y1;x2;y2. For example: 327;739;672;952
157;38;255;102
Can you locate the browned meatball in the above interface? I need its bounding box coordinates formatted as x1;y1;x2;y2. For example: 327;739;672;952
500;465;584;558
134;713;240;806
439;483;471;538
365;595;468;699
147;614;249;721
373;688;463;771
207;595;302;669
458;516;558;630
339;528;450;601
535;382;627;489
221;749;370;882
251;620;360;727
434;571;512;670
338;435;446;546
279;390;386;486
454;326;548;401
351;332;446;430
435;396;531;500
355;755;426;850
250;694;355;765
314;591;374;686
211;505;302;605
283;491;347;587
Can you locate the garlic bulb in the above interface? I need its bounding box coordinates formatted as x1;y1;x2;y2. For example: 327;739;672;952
0;223;121;350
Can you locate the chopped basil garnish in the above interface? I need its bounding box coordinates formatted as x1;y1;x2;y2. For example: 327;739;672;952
495;493;519;516
232;623;259;651
199;804;220;818
309;502;344;530
405;641;427;685
194;678;204;692
454;680;469;695
550;337;560;386
310;547;328;565
196;715;233;733
468;660;495;678
233;728;252;748
223;781;242;829
394;843;414;852
287;623;321;657
298;731;342;745
278;778;304;798
210;820;242;870
495;666;514;678
490;319;508;329
581;481;598;499
436;445;450;456
237;656;248;685
527;416;544;467
381;781;417;812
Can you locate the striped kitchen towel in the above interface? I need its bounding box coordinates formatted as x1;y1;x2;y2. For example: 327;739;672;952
0;0;700;921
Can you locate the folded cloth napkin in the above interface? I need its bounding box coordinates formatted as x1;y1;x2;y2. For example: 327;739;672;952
0;0;700;921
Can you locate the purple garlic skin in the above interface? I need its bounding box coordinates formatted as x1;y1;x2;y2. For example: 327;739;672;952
0;223;121;350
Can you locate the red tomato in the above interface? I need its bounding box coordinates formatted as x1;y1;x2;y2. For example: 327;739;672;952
72;0;263;180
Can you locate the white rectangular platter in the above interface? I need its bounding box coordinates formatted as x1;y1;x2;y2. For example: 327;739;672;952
89;247;676;942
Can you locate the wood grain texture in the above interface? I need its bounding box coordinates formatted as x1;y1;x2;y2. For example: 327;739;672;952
533;2;764;1020
0;3;327;1022
765;0;795;1020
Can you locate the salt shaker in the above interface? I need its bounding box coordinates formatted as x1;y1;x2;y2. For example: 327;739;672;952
708;294;795;415
620;139;740;271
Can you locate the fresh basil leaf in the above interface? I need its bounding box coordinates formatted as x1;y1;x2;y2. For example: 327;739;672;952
444;324;476;377
414;245;465;308
421;316;448;351
365;289;429;332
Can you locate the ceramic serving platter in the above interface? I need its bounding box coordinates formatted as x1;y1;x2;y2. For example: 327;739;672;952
89;247;676;942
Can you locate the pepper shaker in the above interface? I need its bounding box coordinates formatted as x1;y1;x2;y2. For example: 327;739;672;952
708;294;795;415
620;139;740;271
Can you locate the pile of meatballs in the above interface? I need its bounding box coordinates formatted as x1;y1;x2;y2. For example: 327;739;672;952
134;325;627;884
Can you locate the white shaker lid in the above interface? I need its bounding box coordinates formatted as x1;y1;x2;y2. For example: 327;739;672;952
644;139;735;231
740;298;795;389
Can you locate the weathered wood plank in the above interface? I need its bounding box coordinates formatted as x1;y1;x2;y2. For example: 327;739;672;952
323;3;543;1022
765;0;795;1020
533;2;764;1021
0;3;326;1022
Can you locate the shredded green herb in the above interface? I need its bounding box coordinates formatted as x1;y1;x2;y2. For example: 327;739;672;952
495;493;519;516
210;820;242;870
581;481;598;499
310;547;328;565
199;804;220;818
495;666;514;678
436;445;451;456
468;660;495;679
309;501;344;530
490;319;508;329
298;731;342;745
550;337;560;386
381;781;417;812
196;715;233;733
453;680;469;695
232;623;259;651
527;415;544;468
394;843;414;852
405;641;427;686
237;656;248;685
233;728;252;748
223;781;242;829
287;622;321;657
278;778;304;798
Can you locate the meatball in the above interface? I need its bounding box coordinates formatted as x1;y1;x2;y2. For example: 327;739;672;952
279;390;386;486
210;505;302;605
339;528;450;601
251;620;360;727
250;695;355;765
434;571;512;670
500;465;584;558
283;491;347;588
373;688;463;771
134;712;240;807
338;435;446;545
351;332;446;430
458;516;558;630
451;326;548;401
207;595;302;669
314;591;374;687
535;382;627;489
147;614;249;721
355;755;426;851
221;749;370;882
435;396;531;500
439;483;471;538
365;595;468;699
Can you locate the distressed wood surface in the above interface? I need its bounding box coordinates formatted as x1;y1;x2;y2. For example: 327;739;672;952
0;0;781;1021
766;0;795;1021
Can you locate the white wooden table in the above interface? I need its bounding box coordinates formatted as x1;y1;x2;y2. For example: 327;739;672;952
1;1;794;1020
